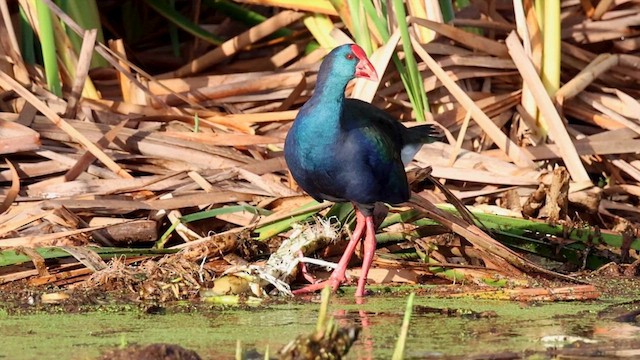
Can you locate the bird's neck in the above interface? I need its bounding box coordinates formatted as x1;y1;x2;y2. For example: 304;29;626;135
312;70;350;106
291;69;351;145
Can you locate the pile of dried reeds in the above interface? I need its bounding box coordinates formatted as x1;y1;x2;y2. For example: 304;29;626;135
0;0;639;298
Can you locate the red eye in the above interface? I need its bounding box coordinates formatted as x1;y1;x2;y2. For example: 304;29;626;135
346;53;354;60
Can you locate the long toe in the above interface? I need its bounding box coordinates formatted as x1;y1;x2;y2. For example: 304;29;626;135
292;276;344;295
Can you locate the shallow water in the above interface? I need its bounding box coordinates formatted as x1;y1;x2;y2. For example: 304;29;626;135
1;292;639;359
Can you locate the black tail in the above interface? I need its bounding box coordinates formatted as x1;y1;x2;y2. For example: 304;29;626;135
403;124;443;145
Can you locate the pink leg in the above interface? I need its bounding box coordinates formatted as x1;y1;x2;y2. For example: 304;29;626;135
355;216;377;297
292;209;366;295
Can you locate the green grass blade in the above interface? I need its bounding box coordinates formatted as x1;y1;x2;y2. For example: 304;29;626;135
379;205;627;270
35;0;62;97
377;217;613;271
400;204;640;253
0;246;177;267
57;0;108;68
439;0;455;23
143;0;224;45
356;0;428;122
392;292;415;360
193;113;200;133
324;202;356;227
316;286;331;332
254;202;324;240
348;0;373;54
180;205;270;223
19;5;36;65
168;0;181;57
204;0;293;38
362;0;390;40
392;0;429;120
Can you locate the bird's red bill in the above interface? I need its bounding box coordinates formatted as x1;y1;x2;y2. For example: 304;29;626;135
351;44;379;81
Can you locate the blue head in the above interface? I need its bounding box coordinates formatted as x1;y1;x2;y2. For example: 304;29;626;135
315;44;379;96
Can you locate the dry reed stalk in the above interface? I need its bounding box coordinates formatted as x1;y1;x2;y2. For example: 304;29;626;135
1;0;640;292
411;36;535;168
505;32;592;187
556;54;619;101
0;72;131;179
447;111;472;166
66;120;130;180
158;72;305;106
0;225;106;248
410;17;510;58
523;139;640;160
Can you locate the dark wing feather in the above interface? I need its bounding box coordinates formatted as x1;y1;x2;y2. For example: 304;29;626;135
344;99;441;147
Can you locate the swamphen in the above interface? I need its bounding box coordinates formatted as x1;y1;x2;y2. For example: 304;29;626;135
284;44;438;297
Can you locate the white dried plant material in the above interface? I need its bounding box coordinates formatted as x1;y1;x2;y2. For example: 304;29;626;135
217;218;340;297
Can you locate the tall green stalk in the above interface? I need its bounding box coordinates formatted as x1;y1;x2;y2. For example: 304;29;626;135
392;293;415;360
143;0;224;45
392;0;429;120
35;0;62;97
57;0;108;68
439;0;455;22
541;0;560;95
344;0;430;121
168;0;181;57
348;0;373;55
19;5;35;65
204;0;293;38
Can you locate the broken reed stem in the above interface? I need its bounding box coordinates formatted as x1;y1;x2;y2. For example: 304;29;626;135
63;119;130;182
410;17;509;58
63;28;97;119
0;160;19;214
555;54;619;101
448;110;471;166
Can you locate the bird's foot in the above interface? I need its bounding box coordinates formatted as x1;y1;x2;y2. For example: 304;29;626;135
292;275;345;295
